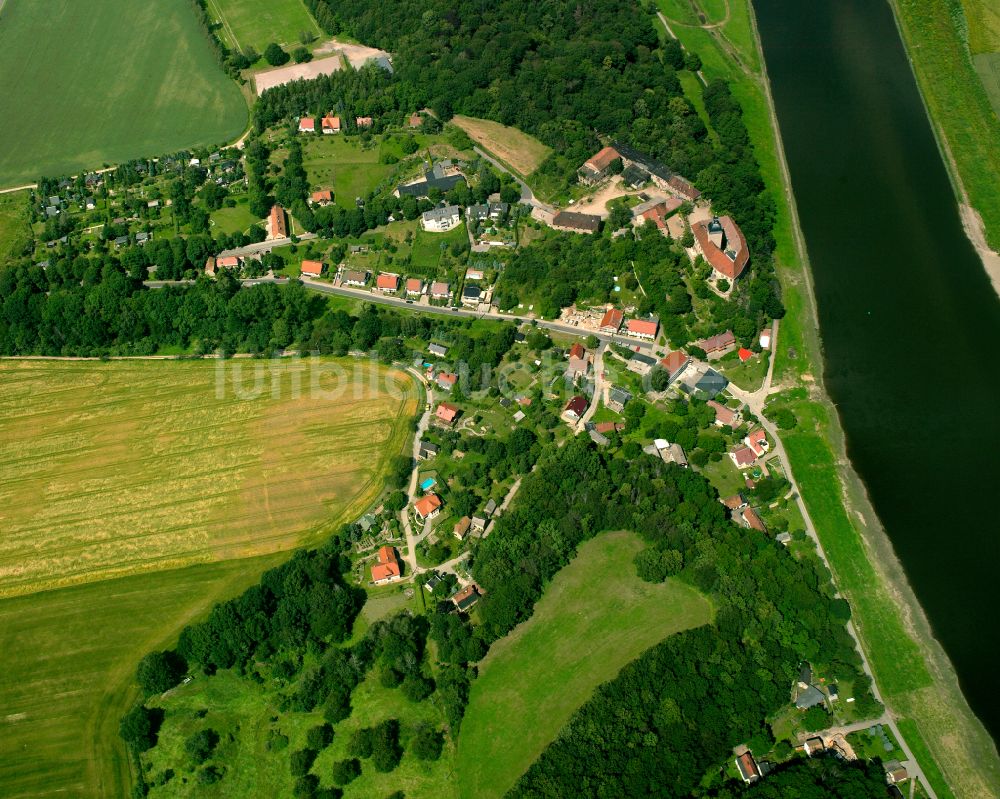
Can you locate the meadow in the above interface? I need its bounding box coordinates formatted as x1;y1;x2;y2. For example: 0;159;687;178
301;136;399;210
0;358;417;799
450;116;552;177
207;0;321;53
0;190;32;260
456;531;712;799
0;0;247;188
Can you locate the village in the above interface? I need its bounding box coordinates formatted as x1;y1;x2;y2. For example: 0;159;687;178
21;107;923;796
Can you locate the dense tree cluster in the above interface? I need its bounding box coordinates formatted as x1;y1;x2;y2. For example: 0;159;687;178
702;755;891;799
176;547;364;671
0;262;323;355
458;438;878;794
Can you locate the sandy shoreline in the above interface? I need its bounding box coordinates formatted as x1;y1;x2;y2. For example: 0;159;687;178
959;203;1000;296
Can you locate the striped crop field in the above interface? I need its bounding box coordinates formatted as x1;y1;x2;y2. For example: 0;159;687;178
0;358;417;798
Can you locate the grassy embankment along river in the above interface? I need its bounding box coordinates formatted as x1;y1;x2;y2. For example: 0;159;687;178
655;0;1000;795
889;0;1000;294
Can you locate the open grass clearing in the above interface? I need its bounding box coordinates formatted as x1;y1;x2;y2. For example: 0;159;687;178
207;0;321;53
0;189;32;260
451;116;552;176
457;530;712;799
209;197;259;235
300;136;397;209
0;0;247;188
0;359;417;598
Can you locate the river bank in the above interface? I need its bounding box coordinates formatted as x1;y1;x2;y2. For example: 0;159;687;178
746;0;1000;795
886;0;1000;299
658;0;1000;794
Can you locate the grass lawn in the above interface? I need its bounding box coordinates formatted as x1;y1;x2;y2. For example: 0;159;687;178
457;530;712;799
0;189;32;259
0;359;417;798
450;116;552;176
210;197;259;235
0;0;247;188
301;136;398;209
207;0;321;53
410;224;469;275
716;348;770;391
699;454;747;498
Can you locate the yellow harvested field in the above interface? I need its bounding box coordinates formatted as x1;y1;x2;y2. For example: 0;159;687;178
0;359;418;598
451;115;552;176
0;357;416;799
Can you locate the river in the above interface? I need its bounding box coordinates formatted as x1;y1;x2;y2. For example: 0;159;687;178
753;0;1000;742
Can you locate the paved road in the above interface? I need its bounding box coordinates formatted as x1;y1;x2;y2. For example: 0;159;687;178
578;342;608;430
725;320;937;798
472;147;555;214
218;233;317;259
400;369;433;576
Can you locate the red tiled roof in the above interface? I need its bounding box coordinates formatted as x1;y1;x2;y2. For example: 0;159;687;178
595;421;624;434
372;561;401;581
300;259;323;276
693;216;749;280
640;198;683;230
406;278;423;293
414;493;442;517
269;205;287;238
627;318;659;337
747;429;768;456
430;281;450;297
732;447;756;467
708;399;736;426
311;190;332;202
659;350;689;378
436;402;459;422
742;506;767;531
408;113;422;127
437;372;457;387
569;342;586;360
697;330;736;353
377;273;399;290
722;493;745;510
585;146;621;173
299;117;315;130
564;395;588;416
668;175;700;200
321;115;340;131
738;347;753;362
600;308;624;330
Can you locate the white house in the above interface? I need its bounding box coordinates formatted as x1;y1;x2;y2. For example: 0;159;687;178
421;205;461;232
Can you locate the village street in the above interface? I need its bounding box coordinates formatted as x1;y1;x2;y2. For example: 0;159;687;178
577;341;608;430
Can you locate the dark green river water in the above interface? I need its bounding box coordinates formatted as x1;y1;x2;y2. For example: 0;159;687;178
753;0;1000;741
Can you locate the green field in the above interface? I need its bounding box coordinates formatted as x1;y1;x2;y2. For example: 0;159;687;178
207;0;321;53
0;359;417;798
0;190;32;260
0;0;248;188
300;136;399;210
456;531;712;799
410;223;469;275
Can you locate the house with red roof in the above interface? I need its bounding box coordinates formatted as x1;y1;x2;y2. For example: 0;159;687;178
626;317;659;341
707;399;739;427
566;343;589;378
659;351;690;383
298;117;316;133
668;175;701;201
578;146;621;184
310;190;333;206
408;113;422;128
696;330;737;358
563;395;588;420
741;506;767;532
738;347;753;363
745;428;769;457
300;259;324;278
376;273;399;293
430;281;450;300
406;278;424;296
632;197;682;232
735;751;761;784
730;446;757;469
321;115;341;134
414;493;442;520
599;307;624;334
693;216;749;282
452;583;482;611
436;371;457;391
371;545;402;584
436;402;460;425
268;205;288;239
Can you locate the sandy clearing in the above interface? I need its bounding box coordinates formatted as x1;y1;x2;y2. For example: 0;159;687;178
569;177;645;218
254;54;345;94
314;37;391;69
